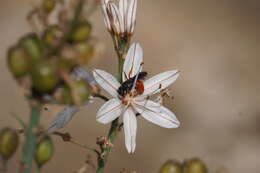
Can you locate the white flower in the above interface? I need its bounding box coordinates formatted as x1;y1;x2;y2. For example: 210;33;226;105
101;0;137;35
93;43;180;153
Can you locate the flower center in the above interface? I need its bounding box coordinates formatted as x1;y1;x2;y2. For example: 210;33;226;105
121;92;136;105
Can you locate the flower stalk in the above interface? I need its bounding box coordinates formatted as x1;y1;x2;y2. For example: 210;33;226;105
20;104;41;173
96;40;126;173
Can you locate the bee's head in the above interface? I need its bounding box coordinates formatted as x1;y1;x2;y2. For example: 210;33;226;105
137;71;148;80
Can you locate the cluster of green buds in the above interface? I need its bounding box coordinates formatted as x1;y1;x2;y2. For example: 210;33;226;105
160;158;208;173
7;0;96;106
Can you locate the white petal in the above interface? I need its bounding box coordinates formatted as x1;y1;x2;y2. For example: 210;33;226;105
134;100;180;128
122;43;143;82
142;70;180;96
119;0;128;27
123;107;137;153
109;3;124;33
93;69;120;97
97;98;124;124
127;0;137;33
101;1;111;30
47;106;79;133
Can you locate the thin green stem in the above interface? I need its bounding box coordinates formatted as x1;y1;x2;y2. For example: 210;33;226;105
69;140;100;155
51;131;100;155
21;105;41;173
96;51;125;173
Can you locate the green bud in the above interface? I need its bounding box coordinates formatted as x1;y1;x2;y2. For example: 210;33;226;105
35;135;54;167
60;85;73;104
42;0;56;13
31;60;59;92
59;80;90;105
159;160;182;173
57;58;75;72
183;158;208;173
0;128;19;160
72;80;90;104
7;46;30;78
43;25;63;48
59;46;78;70
70;22;92;43
20;33;43;62
75;43;94;65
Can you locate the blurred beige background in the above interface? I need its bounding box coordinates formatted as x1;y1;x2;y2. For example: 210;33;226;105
0;0;259;172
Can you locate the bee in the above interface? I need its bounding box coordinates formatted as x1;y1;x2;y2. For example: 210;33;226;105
117;71;147;97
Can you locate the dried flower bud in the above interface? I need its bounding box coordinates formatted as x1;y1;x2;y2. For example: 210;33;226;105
70;22;92;43
7;45;30;78
20;33;43;62
31;60;59;92
35;135;54;168
42;25;63;48
159;160;182;173
0;128;19;160
182;158;208;173
42;0;56;13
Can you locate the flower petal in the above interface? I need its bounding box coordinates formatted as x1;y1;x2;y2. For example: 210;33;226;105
97;98;124;124
134;100;180;128
127;0;137;33
123;107;137;153
119;0;128;25
109;3;124;33
101;0;111;30
123;43;143;82
142;70;180;96
93;69;120;97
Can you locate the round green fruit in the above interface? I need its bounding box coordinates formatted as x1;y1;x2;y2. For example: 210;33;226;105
57;57;75;72
42;0;56;13
60;85;73;104
20;33;43;62
159;160;182;173
70;22;91;43
72;80;90;104
60;80;90;105
35;135;54;167
0;128;19;160
75;43;94;65
183;158;208;173
7;46;30;77
31;60;59;92
43;25;63;48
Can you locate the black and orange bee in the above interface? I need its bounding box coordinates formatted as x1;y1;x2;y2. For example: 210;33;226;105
117;71;147;97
